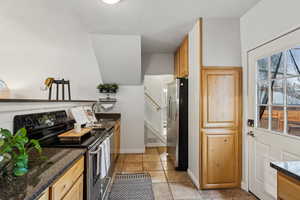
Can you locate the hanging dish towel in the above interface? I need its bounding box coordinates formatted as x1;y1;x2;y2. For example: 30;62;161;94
105;137;111;174
100;142;106;179
100;137;111;179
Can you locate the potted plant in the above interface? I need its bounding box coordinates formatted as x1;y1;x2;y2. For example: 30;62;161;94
109;83;119;93
97;84;108;93
0;128;42;177
97;83;119;93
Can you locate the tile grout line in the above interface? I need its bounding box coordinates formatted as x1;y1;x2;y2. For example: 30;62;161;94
158;147;175;200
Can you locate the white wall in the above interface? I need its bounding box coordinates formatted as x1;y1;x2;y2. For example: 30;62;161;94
240;0;300;191
0;0;102;100
187;20;201;189
91;34;142;85
203;18;242;66
91;34;144;153
241;0;300;52
104;85;145;153
0;102;93;132
142;53;174;76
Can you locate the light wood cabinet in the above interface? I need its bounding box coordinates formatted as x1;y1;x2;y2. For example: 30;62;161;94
174;50;180;77
277;172;300;200
174;36;189;78
62;175;84;200
202;130;239;188
38;188;49;200
51;157;84;200
114;120;121;161
40;156;85;200
179;36;189;77
201;68;242;189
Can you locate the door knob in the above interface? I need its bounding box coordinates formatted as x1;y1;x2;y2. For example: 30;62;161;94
247;131;255;137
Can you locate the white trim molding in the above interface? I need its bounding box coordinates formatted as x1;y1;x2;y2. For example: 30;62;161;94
241;181;248;191
187;168;200;189
146;143;166;147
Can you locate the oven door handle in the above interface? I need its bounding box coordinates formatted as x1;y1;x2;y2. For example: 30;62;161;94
89;145;102;155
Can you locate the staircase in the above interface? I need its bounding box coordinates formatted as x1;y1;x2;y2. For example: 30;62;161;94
144;87;167;147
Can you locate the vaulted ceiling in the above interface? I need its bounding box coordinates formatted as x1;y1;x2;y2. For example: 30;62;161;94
72;0;260;53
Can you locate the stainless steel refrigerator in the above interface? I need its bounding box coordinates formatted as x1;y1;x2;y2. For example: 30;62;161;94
167;78;188;171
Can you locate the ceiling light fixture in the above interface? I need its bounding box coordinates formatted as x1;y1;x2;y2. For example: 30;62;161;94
102;0;121;5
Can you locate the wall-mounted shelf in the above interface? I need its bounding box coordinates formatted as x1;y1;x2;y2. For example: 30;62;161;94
0;99;96;103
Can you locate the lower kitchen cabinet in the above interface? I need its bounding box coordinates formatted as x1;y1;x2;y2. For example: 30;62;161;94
201;130;240;189
277;172;300;200
38;156;85;200
62;175;84;200
51;156;84;200
114;120;121;161
38;188;49;200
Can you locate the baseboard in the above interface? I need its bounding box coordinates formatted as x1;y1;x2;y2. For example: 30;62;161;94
120;148;145;154
241;181;248;191
146;143;166;147
187;169;200;189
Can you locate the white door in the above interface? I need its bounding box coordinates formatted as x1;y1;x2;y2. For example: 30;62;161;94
248;29;300;200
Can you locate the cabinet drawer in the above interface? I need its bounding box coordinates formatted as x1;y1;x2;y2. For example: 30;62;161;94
62;174;84;200
37;188;49;200
51;157;84;200
278;172;300;200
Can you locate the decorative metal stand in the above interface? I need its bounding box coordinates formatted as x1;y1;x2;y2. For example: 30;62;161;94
48;79;71;101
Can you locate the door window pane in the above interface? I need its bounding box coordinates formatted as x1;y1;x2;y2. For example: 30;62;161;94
257;57;269;80
256;45;300;137
271;80;284;105
257;81;269;105
271;52;285;79
287;77;300;105
287;107;300;137
258;106;269;129
287;48;300;77
271;106;284;132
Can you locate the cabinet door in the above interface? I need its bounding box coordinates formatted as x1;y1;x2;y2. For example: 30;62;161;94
62;175;84;200
51;157;84;200
202;130;238;188
201;68;242;189
278;172;300;200
180;36;189;77
38;188;49;200
174;50;180;77
201;68;241;128
114;120;121;160
116;123;120;155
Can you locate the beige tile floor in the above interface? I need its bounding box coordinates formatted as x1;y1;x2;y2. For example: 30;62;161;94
114;147;257;200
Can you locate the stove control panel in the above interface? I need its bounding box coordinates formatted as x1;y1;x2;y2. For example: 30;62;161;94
13;110;74;139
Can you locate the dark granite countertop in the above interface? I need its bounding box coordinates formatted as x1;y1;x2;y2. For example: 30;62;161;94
270;161;300;181
0;148;86;200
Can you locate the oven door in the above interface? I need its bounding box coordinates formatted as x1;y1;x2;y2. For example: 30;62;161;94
88;142;103;200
